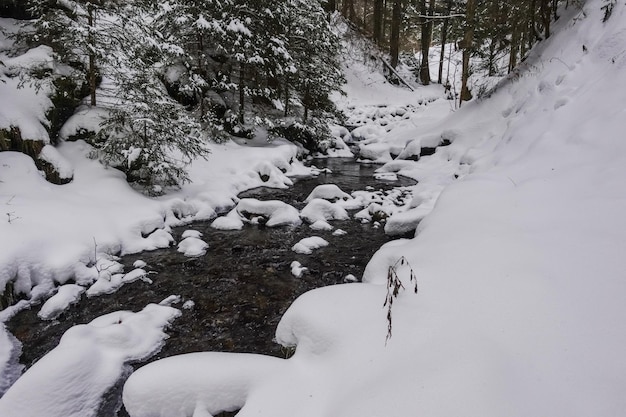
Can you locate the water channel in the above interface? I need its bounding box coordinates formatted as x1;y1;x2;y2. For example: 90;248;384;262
5;157;415;416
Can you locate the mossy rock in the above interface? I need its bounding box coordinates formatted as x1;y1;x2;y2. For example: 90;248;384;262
0;126;72;185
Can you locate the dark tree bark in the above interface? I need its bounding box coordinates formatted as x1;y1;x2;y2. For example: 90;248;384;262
373;0;384;44
460;0;476;106
239;62;245;124
438;0;453;84
390;0;401;68
418;0;435;85
508;21;519;73
540;0;551;38
87;3;97;106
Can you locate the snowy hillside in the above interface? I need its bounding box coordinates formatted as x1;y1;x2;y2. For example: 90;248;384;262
1;0;626;416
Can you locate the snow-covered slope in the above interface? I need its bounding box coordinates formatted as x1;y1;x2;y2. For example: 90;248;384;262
122;2;626;417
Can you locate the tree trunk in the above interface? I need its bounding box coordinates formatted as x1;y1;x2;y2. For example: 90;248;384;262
419;0;435;85
88;4;96;107
459;0;476;106
541;0;551;38
382;0;388;41
508;21;519;73
390;0;401;68
437;0;452;84
373;0;384;44
303;84;309;122
239;62;245;124
284;77;290;117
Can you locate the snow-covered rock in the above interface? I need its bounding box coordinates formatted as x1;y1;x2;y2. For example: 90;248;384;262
236;198;302;227
0;302;180;417
291;237;329;255
304;184;351;202
177;236;208;257
290;261;308;278
300;199;349;224
38;284;85;320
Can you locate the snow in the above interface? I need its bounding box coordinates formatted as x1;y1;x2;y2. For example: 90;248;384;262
38;145;74;180
177;236;208;257
309;219;333;231
291;236;329;255
304;184;351;202
123;352;282;417
3;2;626;417
290;261;308;278
0;324;22;397
299;199;349;224
86;267;150;297
120;4;626;417
235;198;302;227
0;302;180;417
38;284;85;320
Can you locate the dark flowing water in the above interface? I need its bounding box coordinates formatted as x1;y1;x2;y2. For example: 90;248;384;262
5;158;414;416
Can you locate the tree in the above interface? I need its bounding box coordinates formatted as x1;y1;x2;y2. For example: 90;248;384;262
437;0;453;84
389;0;402;68
459;0;476;105
94;4;209;193
418;0;435;85
26;0;125;106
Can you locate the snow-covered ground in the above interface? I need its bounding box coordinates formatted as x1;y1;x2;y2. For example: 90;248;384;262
2;1;626;416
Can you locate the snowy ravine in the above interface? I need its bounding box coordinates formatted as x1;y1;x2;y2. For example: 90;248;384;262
2;2;626;417
124;3;626;417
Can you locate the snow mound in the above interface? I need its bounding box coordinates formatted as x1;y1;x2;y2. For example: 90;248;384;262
300;199;349;224
211;209;245;230
236;198;302;227
86;268;150;297
177;237;208;257
291;236;329;255
309;220;333;231
0;302;180;417
123;352;282;417
304;184;351;202
38;284;85;320
290;261;308;278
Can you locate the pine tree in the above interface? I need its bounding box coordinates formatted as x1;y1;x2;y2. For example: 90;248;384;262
93;3;209;194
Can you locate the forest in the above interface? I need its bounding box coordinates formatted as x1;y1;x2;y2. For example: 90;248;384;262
0;0;599;193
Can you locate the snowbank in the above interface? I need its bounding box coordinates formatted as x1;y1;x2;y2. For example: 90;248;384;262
0;302;180;417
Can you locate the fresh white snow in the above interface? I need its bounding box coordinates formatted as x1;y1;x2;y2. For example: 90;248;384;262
0;302;180;417
291;236;329;255
2;2;626;417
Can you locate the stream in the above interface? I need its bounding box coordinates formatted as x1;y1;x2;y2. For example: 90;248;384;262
5;157;415;416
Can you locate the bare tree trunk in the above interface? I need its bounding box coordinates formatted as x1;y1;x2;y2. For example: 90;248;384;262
541;0;551;38
437;0;452;84
303;84;309;122
419;0;435;85
239;62;245;124
382;0;388;41
459;0;476;106
373;0;384;44
508;22;519;73
390;0;401;68
88;3;96;107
